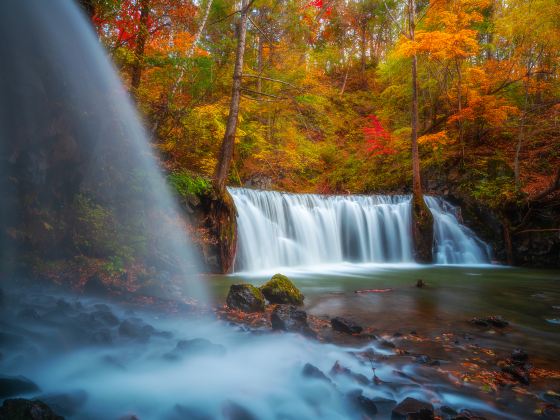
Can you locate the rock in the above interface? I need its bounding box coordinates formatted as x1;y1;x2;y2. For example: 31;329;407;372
440;406;458;417
18;308;41;321
172;404;213;420
416;279;426;288
260;274;304;305
511;348;528;365
391;397;434;419
270;305;315;337
414;355;440;366
470;316;508;328
226;284;265;313
0;398;63;420
486;316;508;328
453;409;487;419
118;318;155;341
330;317;363;335
0;375;40;399
330;361;370;385
302;363;331;383
90;309;119;326
221;400;258;420
499;361;530;384
164;338;226;361
35;390;87;417
346;389;378;417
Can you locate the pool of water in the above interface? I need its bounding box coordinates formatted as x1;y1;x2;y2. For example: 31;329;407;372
209;264;560;361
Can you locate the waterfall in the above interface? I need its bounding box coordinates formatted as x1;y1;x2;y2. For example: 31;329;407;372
0;0;205;301
229;188;491;271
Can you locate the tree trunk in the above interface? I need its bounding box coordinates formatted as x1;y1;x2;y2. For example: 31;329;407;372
213;0;249;193
514;83;529;188
130;0;150;98
409;0;433;263
257;34;264;93
360;22;367;85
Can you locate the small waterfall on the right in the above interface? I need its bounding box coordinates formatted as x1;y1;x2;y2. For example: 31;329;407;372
425;196;492;264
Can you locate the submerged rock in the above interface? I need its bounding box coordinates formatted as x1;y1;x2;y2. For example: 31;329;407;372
391;397;434;419
470;315;509;328
164;338;226;360
330;361;370;385
221;400;258;420
0;375;40;399
226;284;265;313
118;318;156;341
35;390;88;417
330;317;363;335
260;274;304;305
346;389;378;417
301;363;331;383
270;305;315;337
0;398;63;420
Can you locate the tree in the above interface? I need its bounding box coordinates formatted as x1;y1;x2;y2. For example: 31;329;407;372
213;0;251;193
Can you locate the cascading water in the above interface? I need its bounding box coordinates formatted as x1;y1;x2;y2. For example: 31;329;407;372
0;0;205;301
230;188;491;271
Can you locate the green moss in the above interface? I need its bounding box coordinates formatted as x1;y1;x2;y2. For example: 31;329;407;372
168;171;212;198
260;273;304;305
226;283;266;312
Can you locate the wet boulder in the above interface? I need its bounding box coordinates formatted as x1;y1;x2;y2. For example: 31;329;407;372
260;274;304;305
0;398;63;420
226;284;265;313
35;390;88;417
164;338;226;361
301;363;331;383
470;315;509;328
0;375;40;399
330;317;363;335
270;305;315;337
391;397;434;419
118;318;155;341
346;389;378;418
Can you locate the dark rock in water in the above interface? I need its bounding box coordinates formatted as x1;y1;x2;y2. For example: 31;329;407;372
379;339;396;349
226;284;265;313
171;404;213;420
90;329;113;345
91;309;119;326
470;315;508;328
118;318;155;341
330;361;370;385
35;390;87;417
486;315;508;328
499;361;530;384
164;338;226;361
330;317;363;334
453;409;487;419
391;397;434;419
414;355;440;366
302;363;331;383
18;308;41;321
346;389;378;417
260;274;304;305
0;375;40;398
511;348;529;364
270;305;315;337
222;400;258;420
440;405;458;417
416;279;426;288
0;398;63;420
83;275;111;296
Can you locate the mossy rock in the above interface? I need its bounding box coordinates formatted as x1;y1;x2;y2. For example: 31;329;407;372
226;284;265;313
260;274;304;305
